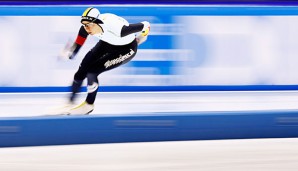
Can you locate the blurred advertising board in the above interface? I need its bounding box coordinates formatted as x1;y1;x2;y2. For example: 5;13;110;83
1;6;298;89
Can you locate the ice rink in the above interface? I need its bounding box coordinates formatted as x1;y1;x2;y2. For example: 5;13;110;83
2;91;298;117
1;138;298;171
1;91;298;170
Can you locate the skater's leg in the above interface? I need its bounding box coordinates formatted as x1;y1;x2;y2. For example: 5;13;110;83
86;73;99;104
69;47;98;103
66;73;96;115
69;73;85;103
69;80;83;103
67;73;98;115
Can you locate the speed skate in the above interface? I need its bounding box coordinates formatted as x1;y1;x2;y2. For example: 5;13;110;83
46;101;94;115
67;101;94;115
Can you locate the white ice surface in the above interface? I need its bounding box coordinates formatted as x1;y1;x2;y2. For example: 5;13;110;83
0;138;297;171
1;91;298;117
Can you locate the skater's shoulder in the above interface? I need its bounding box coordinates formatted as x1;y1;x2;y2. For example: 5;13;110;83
99;13;126;22
99;13;118;20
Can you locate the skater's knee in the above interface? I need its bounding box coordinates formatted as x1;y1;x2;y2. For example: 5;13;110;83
87;73;98;84
86;73;99;94
74;72;86;81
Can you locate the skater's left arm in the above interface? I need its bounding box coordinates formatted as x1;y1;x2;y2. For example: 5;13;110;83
121;21;150;37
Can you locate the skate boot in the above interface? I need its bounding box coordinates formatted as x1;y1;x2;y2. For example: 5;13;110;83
67;101;94;115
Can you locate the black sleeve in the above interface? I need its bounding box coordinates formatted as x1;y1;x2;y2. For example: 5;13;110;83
78;26;89;38
73;26;88;53
121;23;144;37
71;44;80;58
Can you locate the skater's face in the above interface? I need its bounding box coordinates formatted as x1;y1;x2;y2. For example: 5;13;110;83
82;21;102;35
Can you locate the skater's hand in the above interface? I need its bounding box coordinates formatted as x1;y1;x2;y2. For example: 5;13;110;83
58;39;76;61
141;21;150;36
136;32;148;45
137;21;150;45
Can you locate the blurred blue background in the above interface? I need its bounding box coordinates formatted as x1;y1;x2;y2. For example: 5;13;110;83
1;3;298;91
